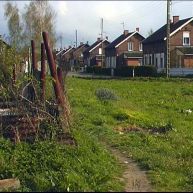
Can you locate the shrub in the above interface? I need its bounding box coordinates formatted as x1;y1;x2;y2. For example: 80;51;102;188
135;65;157;77
95;88;118;101
114;65;157;77
86;66;94;73
149;121;175;134
114;66;134;77
112;111;129;121
86;66;111;75
93;66;111;76
185;74;193;78
93;66;101;74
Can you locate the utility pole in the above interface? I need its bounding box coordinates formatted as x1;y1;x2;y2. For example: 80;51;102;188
75;29;78;48
60;35;63;50
166;0;172;78
100;18;104;67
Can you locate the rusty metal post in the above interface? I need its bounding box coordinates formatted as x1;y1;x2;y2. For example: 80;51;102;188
57;67;64;91
31;40;37;74
42;32;64;105
12;63;16;85
40;43;46;102
42;31;70;130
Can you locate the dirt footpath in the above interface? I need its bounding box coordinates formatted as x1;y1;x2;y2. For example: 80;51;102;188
108;147;152;192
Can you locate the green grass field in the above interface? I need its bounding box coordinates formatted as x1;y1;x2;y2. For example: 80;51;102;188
67;77;193;192
1;77;193;191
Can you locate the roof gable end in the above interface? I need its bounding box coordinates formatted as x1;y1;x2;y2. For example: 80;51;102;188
89;39;109;53
164;17;193;40
115;31;137;48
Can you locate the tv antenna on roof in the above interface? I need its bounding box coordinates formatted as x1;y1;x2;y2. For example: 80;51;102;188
121;22;125;31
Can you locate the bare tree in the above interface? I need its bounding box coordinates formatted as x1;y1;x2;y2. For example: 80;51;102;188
4;2;22;50
22;1;57;49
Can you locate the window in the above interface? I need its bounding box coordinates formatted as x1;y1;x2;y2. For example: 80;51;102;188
128;42;133;51
183;31;190;46
156;58;158;67
99;48;102;55
111;57;113;67
149;55;152;65
146;55;148;65
145;55;147;65
112;57;116;68
160;58;163;68
144;55;147;65
139;42;143;51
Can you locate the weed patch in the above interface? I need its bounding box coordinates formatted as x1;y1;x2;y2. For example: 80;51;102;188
112;111;129;121
148;121;175;134
95;88;118;101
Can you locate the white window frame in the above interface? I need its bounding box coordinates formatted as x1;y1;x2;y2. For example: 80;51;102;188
183;31;190;46
99;48;102;55
128;42;133;51
139;42;143;51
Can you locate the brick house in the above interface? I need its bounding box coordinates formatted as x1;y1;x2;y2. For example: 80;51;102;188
56;48;67;58
143;16;193;72
105;29;145;68
61;46;75;66
72;42;90;67
83;38;110;67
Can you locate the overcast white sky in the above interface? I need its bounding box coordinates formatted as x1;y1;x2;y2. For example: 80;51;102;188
0;1;193;49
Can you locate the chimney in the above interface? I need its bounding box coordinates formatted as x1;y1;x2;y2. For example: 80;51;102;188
173;16;179;24
105;36;108;40
68;45;71;49
136;27;139;32
97;37;101;41
124;30;129;36
80;42;83;45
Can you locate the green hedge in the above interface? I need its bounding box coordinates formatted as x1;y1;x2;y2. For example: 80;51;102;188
86;66;94;73
86;65;157;77
86;66;111;76
115;65;157;77
114;66;133;77
135;65;157;77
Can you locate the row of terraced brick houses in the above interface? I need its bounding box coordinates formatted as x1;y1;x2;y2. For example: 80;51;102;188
56;16;193;75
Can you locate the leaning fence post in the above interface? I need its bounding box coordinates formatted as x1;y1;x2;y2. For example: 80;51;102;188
42;31;70;130
40;43;46;102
